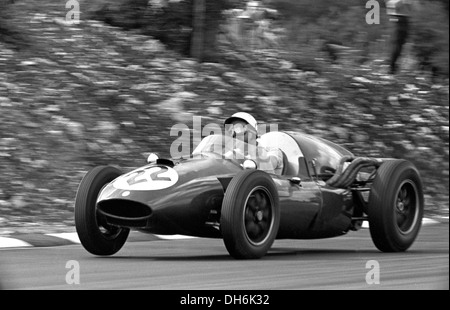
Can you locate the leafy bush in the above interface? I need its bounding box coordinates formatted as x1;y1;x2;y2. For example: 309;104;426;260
85;0;150;29
0;0;29;49
269;0;389;68
86;0;231;58
410;1;449;77
267;0;448;76
0;1;10;34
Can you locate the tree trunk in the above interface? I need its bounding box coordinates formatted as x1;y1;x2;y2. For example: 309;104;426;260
191;0;205;61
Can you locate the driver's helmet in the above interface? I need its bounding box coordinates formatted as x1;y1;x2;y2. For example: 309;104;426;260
224;112;258;135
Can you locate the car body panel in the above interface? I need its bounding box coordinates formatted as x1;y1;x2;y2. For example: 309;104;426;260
96;131;360;240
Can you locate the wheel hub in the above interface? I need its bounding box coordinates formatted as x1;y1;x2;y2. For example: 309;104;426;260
243;187;274;246
397;200;405;212
394;180;420;235
255;210;263;222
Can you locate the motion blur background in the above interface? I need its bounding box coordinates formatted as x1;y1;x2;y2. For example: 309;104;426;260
0;0;448;234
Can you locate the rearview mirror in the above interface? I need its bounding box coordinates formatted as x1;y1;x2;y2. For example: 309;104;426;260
242;159;257;170
147;153;159;164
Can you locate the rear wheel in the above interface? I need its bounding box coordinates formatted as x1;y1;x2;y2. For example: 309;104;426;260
368;160;424;252
75;166;130;256
221;170;280;259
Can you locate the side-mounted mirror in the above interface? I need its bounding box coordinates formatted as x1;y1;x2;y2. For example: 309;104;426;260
242;159;257;170
147;153;159;164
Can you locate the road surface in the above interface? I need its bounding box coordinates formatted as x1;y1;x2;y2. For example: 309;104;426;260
0;223;448;290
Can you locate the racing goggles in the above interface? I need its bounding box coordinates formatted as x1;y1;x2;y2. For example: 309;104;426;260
225;122;248;137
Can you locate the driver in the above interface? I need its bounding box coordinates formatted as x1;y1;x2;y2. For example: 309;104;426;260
223;112;284;175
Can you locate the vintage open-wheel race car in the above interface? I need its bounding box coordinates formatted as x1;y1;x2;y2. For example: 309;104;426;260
75;130;424;259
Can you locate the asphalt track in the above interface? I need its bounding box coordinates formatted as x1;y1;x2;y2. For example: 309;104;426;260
0;223;448;290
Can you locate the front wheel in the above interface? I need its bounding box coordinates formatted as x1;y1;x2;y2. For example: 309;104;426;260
368;160;424;252
75;166;130;256
221;170;280;259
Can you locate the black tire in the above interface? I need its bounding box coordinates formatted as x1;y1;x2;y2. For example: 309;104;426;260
368;160;424;252
75;166;130;256
221;170;280;259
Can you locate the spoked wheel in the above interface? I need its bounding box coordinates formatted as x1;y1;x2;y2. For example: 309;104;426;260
75;166;130;256
221;170;280;259
368;160;424;252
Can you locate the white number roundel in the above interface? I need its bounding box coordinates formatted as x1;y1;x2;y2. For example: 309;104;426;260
113;166;179;191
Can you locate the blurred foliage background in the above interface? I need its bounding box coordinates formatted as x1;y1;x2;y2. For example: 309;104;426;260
0;0;448;233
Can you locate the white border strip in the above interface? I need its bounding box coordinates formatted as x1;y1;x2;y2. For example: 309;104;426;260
153;234;197;240
46;232;196;242
46;233;81;244
362;217;441;229
0;218;443;248
0;237;32;248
